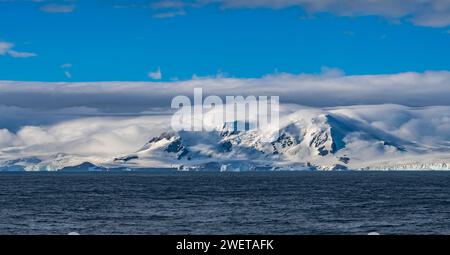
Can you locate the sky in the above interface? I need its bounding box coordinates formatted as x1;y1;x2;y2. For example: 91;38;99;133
0;0;450;163
0;0;449;81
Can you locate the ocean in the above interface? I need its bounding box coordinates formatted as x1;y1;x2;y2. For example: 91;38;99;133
1;171;450;234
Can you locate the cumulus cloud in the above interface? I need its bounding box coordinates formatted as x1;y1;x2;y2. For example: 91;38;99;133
0;129;16;148
0;41;36;58
0;103;449;166
1;69;449;163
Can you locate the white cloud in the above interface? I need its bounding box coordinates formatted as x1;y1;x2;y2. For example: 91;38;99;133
39;4;75;13
61;63;72;68
0;41;13;55
0;69;449;166
153;9;186;18
330;104;450;144
219;0;450;27
319;66;344;77
148;67;162;79
0;128;16;147
0;41;37;58
0;104;449;167
17;126;57;146
7;50;37;58
146;0;450;27
0;115;170;158
151;0;188;9
1;70;449;110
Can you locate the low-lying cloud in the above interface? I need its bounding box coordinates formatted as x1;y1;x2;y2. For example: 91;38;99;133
1;70;449;163
0;115;170;159
0;104;449;165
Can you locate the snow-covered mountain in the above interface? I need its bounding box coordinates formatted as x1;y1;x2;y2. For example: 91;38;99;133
111;106;450;171
1;105;449;171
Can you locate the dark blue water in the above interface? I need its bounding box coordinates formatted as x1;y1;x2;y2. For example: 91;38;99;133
1;171;450;234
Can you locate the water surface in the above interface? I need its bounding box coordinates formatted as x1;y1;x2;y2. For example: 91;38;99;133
1;171;449;234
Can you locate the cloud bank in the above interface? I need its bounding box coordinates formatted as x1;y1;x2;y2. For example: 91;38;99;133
0;104;449;168
0;71;449;112
0;41;36;58
0;116;170;159
0;70;449;167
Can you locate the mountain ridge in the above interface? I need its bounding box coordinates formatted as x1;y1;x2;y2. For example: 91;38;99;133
1;105;449;171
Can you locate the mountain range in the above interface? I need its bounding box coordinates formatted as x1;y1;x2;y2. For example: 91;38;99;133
2;104;448;171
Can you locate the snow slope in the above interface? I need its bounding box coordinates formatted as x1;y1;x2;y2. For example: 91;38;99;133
110;105;450;171
1;104;449;171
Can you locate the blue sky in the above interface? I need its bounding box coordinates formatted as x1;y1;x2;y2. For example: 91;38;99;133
0;0;449;81
1;1;450;167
